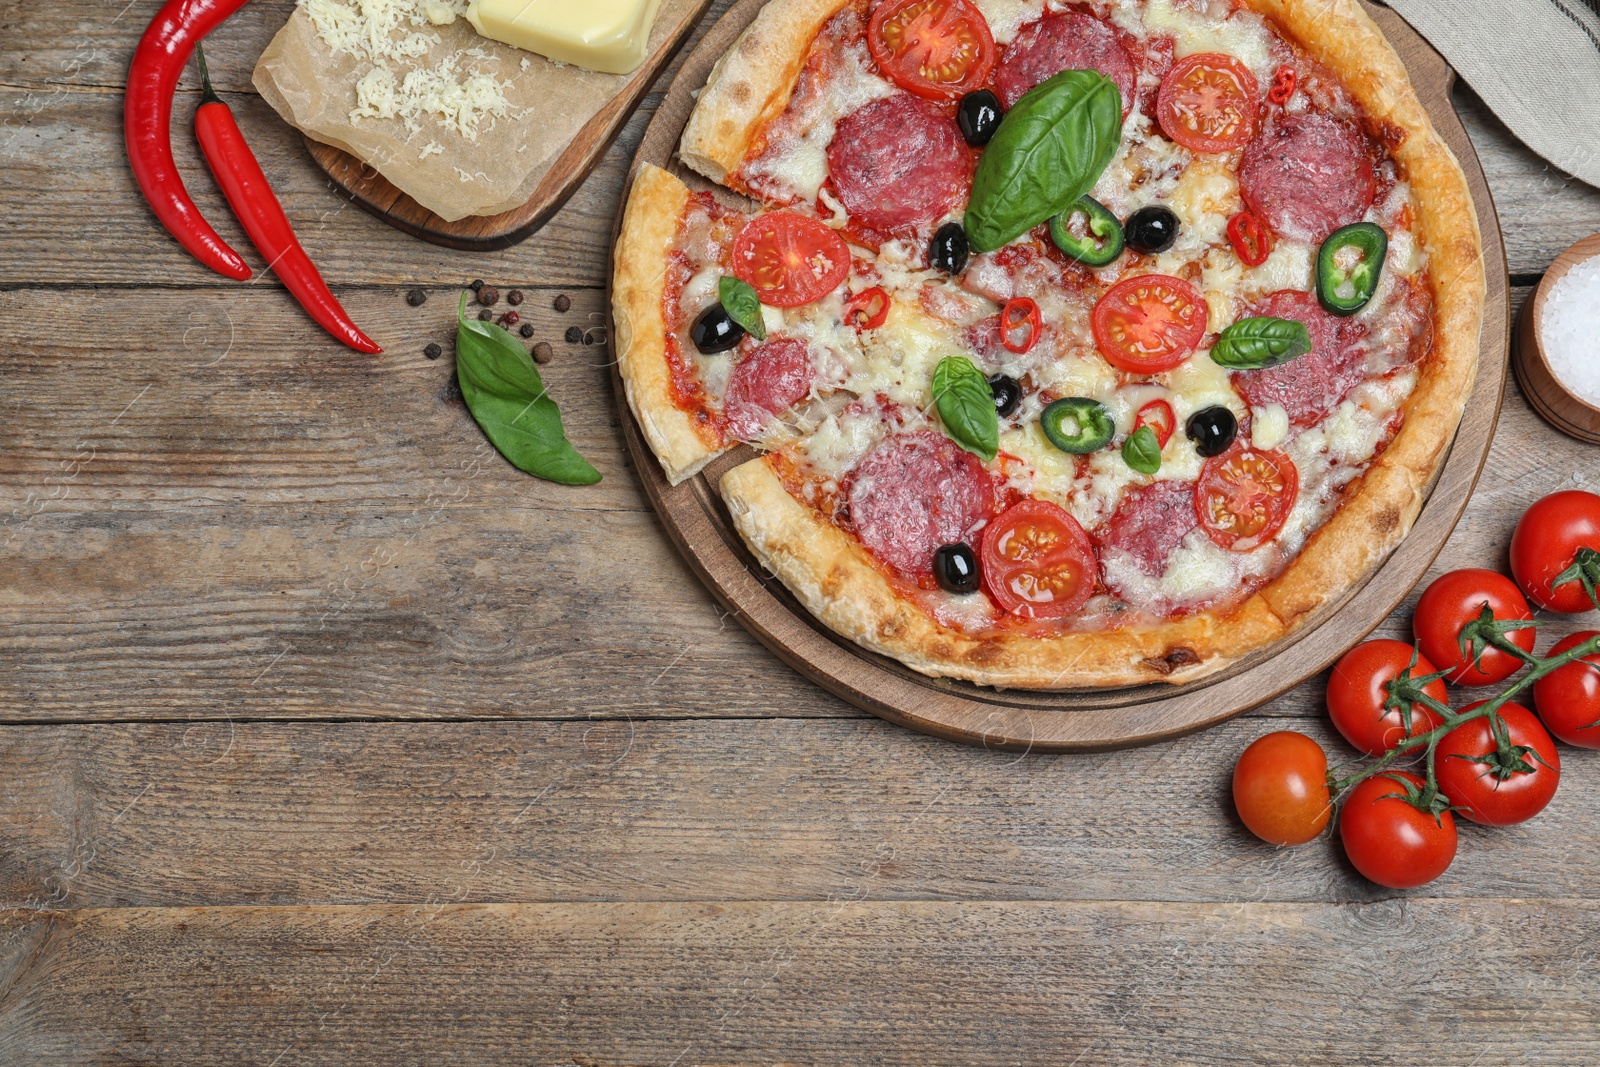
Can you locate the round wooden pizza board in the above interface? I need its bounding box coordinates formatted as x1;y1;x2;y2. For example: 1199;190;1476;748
608;0;1511;752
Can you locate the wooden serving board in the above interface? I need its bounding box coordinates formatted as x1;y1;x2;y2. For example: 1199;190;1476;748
305;0;714;251
608;0;1510;752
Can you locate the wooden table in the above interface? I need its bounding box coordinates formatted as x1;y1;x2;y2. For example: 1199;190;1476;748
5;3;1600;1062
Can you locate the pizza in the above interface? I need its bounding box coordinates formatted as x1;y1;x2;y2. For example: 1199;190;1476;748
612;0;1484;689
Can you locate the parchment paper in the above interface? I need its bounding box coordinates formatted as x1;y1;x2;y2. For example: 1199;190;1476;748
253;0;697;221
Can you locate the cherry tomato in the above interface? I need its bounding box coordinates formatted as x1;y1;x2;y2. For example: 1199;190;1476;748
1090;274;1207;373
1156;52;1260;153
1326;639;1448;757
1232;731;1331;846
1134;399;1176;448
868;0;997;101
979;499;1099;619
1196;442;1299;552
1533;631;1600;748
1435;701;1560;826
1509;489;1600;613
731;212;851;308
1338;771;1456;889
1413;569;1536;687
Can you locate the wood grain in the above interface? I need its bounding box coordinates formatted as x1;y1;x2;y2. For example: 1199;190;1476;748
0;87;1593;287
607;0;1508;750
6;900;1600;1065
6;716;1600;910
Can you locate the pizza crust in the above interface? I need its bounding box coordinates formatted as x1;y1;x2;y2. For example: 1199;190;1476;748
647;0;1485;689
612;164;725;485
678;0;852;184
722;455;1292;688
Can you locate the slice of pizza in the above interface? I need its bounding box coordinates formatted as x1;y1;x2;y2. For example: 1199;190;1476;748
614;0;1484;688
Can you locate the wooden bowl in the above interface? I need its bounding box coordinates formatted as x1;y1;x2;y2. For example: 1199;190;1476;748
1515;233;1600;444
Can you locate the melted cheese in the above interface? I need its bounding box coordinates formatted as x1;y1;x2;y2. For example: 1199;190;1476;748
1128;0;1276;78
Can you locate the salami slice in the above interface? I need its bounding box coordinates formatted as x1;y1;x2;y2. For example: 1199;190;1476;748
827;95;972;235
1097;479;1199;579
722;337;816;441
846;431;996;577
1231;290;1369;427
994;12;1137;114
1238;110;1378;244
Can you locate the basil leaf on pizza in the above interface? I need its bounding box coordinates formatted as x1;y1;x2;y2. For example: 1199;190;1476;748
965;70;1123;254
1122;425;1162;475
1210;316;1314;370
454;295;602;486
718;275;767;340
932;355;1000;462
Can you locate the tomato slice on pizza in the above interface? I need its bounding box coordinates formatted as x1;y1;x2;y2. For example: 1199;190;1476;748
868;0;996;101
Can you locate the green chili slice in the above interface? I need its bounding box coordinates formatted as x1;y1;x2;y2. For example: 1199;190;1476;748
1316;222;1387;316
1048;195;1125;267
1041;397;1115;454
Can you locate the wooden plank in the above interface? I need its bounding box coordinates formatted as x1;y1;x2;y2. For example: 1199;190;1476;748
4;282;1594;725
5;717;1600;910
0;286;644;513
3;83;1597;287
0;89;638;289
5;899;1600;1065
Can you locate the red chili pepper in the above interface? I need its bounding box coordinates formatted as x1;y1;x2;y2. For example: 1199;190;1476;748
845;286;890;330
1267;65;1296;106
1227;210;1274;267
125;0;252;280
193;47;381;353
1135;399;1176;448
1001;297;1042;353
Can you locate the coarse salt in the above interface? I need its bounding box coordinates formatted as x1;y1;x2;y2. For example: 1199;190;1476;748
1541;253;1600;406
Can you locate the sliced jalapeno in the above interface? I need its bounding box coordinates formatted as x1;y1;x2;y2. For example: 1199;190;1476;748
1041;397;1115;454
1316;222;1388;316
1049;196;1124;268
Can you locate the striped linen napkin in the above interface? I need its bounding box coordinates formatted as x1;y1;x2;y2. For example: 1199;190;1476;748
1385;0;1600;187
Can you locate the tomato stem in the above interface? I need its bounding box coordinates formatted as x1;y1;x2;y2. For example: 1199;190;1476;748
1328;632;1600;801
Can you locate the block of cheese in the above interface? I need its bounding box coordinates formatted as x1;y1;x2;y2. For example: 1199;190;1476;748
464;0;664;74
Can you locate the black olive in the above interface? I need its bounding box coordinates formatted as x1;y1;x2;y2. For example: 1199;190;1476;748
690;304;746;354
957;90;1003;147
1186;406;1238;458
1125;205;1180;254
930;222;970;275
987;374;1021;418
933;543;982;594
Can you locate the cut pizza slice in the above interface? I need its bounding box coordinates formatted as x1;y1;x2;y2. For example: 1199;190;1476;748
615;164;882;483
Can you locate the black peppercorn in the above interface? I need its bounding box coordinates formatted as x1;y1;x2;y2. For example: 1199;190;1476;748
478;286;499;307
423;342;442;360
506;289;524;306
469;279;484;292
520;323;535;338
478;309;493;321
554;293;572;312
406;288;427;307
564;326;584;344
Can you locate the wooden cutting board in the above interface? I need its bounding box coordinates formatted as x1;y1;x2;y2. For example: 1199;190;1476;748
608;0;1511;752
304;0;714;251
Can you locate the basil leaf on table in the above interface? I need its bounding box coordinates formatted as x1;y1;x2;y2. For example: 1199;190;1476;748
932;355;999;462
454;295;602;485
718;275;767;340
1210;316;1313;370
1121;424;1162;475
965;70;1124;254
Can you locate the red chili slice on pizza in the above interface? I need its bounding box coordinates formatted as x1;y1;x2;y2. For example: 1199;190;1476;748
614;0;1485;689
